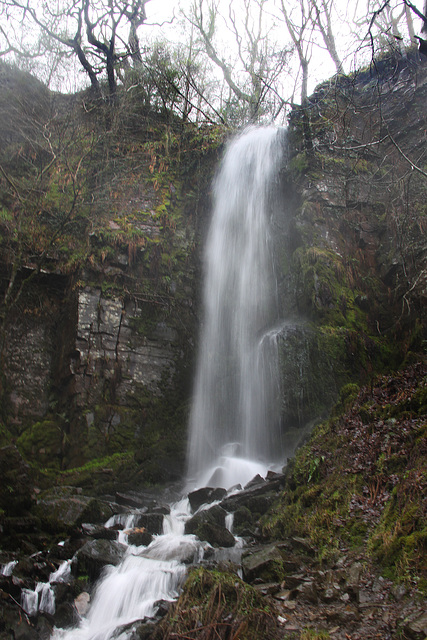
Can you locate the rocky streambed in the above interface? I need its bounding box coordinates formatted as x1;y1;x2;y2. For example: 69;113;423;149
1;468;426;640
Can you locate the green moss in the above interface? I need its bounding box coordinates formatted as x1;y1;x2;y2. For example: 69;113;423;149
155;567;278;640
17;420;63;469
262;363;427;587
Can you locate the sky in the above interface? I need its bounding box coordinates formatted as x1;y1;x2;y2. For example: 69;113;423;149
3;0;426;102
142;0;427;101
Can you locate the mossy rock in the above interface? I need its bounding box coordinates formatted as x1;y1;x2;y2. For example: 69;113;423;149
0;445;34;515
35;488;115;533
241;544;285;584
17;419;63;469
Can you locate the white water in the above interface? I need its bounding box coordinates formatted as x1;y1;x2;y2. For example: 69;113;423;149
187;126;284;489
21;559;72;617
43;126;285;640
1;560;17;576
50;500;206;640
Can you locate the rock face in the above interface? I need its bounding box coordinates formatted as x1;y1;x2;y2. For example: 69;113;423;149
276;51;427;434
0;53;426;482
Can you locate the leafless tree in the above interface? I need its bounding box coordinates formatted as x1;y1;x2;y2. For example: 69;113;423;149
185;0;290;122
1;0;150;100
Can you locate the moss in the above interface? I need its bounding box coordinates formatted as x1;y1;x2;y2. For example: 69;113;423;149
17;419;63;470
155;567;279;640
262;363;427;586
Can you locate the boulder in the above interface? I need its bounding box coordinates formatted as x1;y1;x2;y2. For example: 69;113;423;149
244;474;266;489
35;489;115;533
133;513;164;535
126;529;153;547
76;539;126;582
185;505;235;547
241;544;285;583
185;505;227;535
188;487;227;512
219;480;281;517
81;523;117;541
192;522;235;548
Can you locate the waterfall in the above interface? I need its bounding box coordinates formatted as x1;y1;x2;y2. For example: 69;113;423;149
187;126;284;490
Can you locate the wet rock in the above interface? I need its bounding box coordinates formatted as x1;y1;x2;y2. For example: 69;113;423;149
232;506;255;533
53;600;76;629
115;492;146;508
35;489;115;533
244;475;266;489
126;529;153;546
76;539;126;582
154;599;173;617
81;523;117;541
188;487;227;512
241;544;285;583
74;592;91;617
185;505;227;535
133;513;164;535
193;522;235;548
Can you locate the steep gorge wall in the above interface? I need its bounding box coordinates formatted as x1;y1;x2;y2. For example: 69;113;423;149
277;51;427;440
0;69;220;482
0;54;426;487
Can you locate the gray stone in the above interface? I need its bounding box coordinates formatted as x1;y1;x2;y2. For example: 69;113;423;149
185;505;228;535
76;539;127;581
241;544;284;584
188;487;227;512
133;513;164;535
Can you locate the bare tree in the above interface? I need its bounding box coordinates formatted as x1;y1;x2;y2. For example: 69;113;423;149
311;0;343;73
1;0;150;100
185;0;290;122
279;0;314;104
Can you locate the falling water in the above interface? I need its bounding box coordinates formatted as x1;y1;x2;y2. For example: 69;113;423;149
42;126;284;640
187;126;284;489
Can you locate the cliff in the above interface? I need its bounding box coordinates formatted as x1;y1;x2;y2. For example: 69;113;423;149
0;51;426;493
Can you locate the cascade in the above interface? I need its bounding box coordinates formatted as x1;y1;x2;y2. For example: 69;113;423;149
43;126;285;640
187;126;284;490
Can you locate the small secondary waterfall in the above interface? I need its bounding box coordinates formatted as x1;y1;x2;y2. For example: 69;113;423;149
187;126;284;489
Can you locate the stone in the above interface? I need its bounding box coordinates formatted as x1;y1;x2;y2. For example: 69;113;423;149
36;490;115;533
188;487;227;512
76;539;127;581
81;523;117;540
241;544;285;584
133;513;164;535
290;537;316;556
126;530;153;547
115;492;147;508
185;505;227;535
295;580;318;604
244;475;266;489
192;522;235;548
391;584;407;602
74;592;91;617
